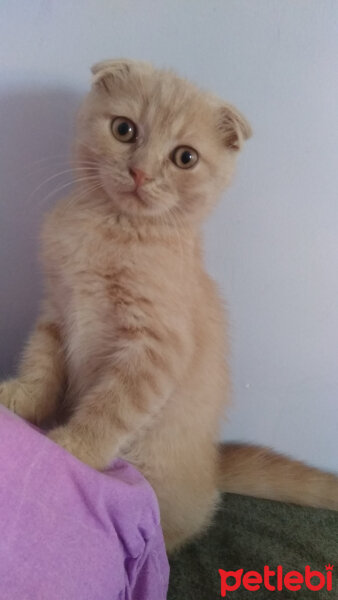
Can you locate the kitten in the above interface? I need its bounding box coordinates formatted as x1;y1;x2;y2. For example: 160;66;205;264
1;60;337;552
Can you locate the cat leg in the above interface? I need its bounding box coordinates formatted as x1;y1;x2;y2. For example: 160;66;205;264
47;324;189;469
47;369;171;468
0;318;65;424
158;480;220;553
47;304;193;466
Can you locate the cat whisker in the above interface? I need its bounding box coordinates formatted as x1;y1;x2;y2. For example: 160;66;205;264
27;154;73;168
66;181;104;208
28;168;100;201
28;158;101;171
26;161;104;183
35;175;100;207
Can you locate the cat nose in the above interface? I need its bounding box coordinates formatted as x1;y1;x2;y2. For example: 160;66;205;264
129;167;148;188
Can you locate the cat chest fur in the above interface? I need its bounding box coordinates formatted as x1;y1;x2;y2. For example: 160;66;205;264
44;211;196;392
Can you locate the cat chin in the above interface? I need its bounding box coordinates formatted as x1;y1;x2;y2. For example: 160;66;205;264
100;180;177;219
102;188;167;219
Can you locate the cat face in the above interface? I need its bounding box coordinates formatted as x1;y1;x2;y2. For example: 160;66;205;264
75;59;251;223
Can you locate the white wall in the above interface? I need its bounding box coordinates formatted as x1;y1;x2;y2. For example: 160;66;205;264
1;0;337;471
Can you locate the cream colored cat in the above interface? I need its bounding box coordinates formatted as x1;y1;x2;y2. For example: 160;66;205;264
1;59;337;552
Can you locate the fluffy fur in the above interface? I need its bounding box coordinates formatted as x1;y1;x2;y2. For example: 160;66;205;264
1;60;337;552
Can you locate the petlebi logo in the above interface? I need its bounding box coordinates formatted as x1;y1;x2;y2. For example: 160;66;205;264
219;564;334;596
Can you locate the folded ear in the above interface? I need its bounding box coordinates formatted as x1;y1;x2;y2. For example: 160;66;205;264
91;58;153;94
217;104;252;150
91;59;134;93
91;58;134;77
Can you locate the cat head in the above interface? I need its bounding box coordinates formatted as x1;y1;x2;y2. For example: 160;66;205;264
75;59;251;224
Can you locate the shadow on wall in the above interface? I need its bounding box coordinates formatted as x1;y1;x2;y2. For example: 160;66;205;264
0;87;82;377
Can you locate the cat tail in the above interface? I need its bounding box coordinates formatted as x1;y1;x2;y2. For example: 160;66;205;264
218;443;338;511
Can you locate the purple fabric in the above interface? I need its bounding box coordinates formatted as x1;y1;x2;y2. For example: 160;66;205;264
0;407;169;600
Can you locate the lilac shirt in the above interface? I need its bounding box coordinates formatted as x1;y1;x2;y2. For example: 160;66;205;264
0;407;169;600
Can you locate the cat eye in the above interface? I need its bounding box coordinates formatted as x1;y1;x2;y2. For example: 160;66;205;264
172;146;199;169
111;117;138;143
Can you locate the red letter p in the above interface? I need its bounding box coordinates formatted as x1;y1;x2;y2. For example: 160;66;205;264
219;569;243;597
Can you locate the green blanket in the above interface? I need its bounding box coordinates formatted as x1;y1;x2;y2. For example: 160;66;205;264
168;493;338;599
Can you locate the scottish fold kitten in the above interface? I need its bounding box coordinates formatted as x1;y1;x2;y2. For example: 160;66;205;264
1;60;337;551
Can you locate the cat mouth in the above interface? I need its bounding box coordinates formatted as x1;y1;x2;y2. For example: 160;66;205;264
100;171;158;214
120;187;150;207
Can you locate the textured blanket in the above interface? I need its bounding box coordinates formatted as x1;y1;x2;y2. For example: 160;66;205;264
0;407;169;600
169;492;338;599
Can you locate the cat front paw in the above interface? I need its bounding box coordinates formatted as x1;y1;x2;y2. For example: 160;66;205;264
0;379;30;414
0;380;14;409
48;426;105;469
0;379;42;424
